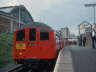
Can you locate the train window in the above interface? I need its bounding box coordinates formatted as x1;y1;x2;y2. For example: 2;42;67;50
16;30;25;41
40;30;49;40
29;28;36;40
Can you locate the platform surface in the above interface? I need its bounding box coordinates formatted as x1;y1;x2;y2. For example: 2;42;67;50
54;46;74;72
54;45;96;72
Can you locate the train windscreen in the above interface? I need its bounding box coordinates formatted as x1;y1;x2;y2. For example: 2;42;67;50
16;30;25;41
29;28;36;41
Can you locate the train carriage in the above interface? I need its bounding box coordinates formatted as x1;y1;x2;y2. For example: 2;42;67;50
13;22;64;71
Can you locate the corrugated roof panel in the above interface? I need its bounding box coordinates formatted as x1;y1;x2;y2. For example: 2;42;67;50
0;7;14;13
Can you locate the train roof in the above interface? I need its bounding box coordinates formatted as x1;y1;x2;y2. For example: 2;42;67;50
27;22;54;30
15;22;54;32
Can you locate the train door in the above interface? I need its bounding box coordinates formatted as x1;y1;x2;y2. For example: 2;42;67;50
27;28;40;58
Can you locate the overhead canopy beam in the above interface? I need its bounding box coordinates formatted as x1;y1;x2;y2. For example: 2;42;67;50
85;4;96;7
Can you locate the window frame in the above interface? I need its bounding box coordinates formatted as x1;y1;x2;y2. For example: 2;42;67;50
40;29;49;41
29;28;37;41
16;29;25;41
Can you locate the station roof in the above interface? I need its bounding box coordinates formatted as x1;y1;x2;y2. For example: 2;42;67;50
0;11;25;24
0;5;34;25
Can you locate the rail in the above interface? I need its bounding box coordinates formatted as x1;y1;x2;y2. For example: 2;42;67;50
7;64;23;72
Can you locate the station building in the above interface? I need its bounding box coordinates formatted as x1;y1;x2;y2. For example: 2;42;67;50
0;5;34;33
60;27;70;40
78;21;92;48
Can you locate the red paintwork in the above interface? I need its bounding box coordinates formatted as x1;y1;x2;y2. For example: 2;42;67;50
13;26;64;60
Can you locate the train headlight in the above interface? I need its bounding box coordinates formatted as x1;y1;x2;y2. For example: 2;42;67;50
16;43;26;49
19;52;23;55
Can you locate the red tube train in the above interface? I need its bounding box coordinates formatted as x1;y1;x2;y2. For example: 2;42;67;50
13;22;64;69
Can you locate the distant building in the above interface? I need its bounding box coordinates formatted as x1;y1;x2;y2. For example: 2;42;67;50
79;21;92;36
78;21;92;48
0;5;34;33
69;34;78;41
60;27;70;40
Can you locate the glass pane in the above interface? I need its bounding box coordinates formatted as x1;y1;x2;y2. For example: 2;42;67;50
16;30;25;41
29;28;36;41
40;30;49;40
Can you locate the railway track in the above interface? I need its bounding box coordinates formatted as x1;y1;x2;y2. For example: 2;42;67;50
7;64;23;72
7;63;54;72
7;64;34;72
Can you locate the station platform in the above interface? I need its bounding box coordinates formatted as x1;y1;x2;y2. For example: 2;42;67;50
54;45;96;72
54;46;74;72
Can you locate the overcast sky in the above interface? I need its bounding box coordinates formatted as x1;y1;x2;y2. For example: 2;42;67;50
0;0;96;35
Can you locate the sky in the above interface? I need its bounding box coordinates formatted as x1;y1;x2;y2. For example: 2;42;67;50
0;0;96;35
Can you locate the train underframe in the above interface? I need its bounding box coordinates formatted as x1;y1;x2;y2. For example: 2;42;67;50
15;58;57;72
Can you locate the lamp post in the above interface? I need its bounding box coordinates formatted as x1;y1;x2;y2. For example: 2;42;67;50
85;4;96;25
85;4;96;48
19;6;21;28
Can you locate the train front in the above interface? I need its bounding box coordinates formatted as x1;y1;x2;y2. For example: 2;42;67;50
13;22;58;64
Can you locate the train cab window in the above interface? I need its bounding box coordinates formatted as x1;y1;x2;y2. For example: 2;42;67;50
16;30;25;41
29;28;36;41
40;30;49;40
